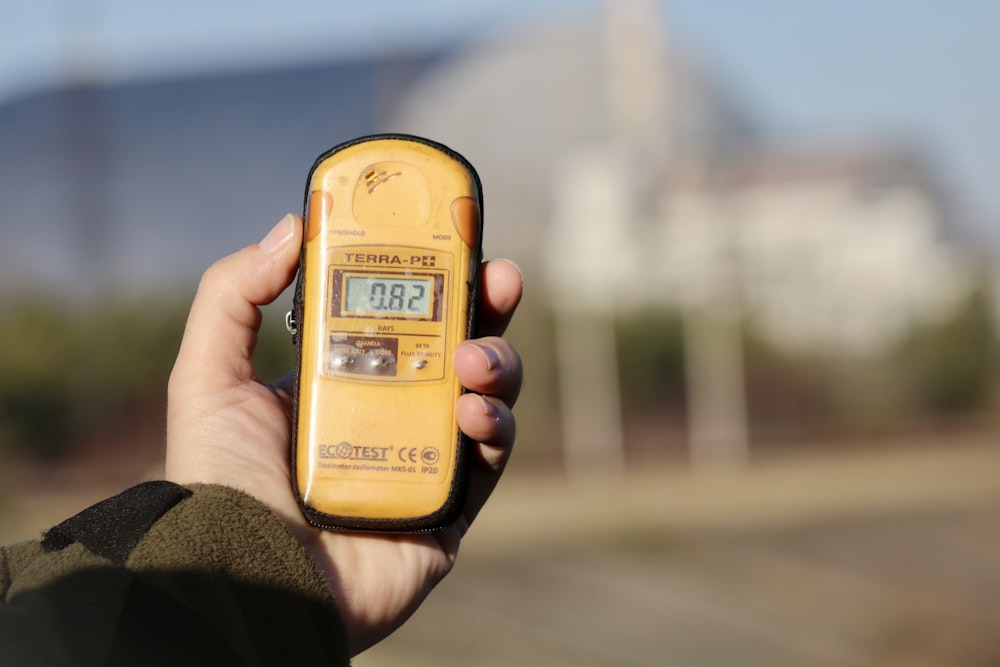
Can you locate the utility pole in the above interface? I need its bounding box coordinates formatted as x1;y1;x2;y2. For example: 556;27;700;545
549;147;630;478
58;0;112;292
681;185;750;470
547;0;670;477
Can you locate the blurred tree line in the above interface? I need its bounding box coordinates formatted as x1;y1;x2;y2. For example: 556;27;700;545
0;297;294;461
0;283;996;465
614;284;1000;453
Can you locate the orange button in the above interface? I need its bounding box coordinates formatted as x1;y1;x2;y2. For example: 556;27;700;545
306;190;333;242
450;196;480;249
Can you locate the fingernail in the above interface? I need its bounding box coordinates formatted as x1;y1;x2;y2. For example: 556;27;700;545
259;214;295;253
507;260;525;286
472;342;501;371
477;395;500;421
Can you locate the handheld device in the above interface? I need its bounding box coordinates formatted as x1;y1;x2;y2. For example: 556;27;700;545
290;134;483;532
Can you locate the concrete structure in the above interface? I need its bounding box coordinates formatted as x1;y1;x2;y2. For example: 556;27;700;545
653;150;970;355
390;14;973;357
389;5;977;469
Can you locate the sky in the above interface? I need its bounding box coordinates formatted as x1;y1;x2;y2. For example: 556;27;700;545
1;0;998;229
667;1;1000;231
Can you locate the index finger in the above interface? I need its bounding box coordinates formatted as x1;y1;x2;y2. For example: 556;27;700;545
475;260;523;338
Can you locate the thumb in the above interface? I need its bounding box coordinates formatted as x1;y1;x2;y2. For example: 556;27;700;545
170;214;303;394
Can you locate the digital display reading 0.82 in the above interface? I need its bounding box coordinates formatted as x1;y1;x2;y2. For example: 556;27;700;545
343;275;435;317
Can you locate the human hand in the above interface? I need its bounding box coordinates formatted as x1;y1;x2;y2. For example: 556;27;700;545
165;214;523;655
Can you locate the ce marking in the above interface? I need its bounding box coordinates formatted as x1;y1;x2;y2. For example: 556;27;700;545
398;447;420;464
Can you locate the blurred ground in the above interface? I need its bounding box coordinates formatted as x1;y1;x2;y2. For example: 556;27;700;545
2;437;999;666
359;438;1000;667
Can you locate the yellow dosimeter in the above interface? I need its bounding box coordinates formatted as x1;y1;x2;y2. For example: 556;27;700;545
290;135;483;532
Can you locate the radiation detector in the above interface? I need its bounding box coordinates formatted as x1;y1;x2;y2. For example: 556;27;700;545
290;134;483;532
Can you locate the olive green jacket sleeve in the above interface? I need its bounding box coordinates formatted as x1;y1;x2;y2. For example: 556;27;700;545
0;482;350;666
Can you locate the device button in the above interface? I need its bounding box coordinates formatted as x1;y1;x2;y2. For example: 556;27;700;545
327;344;357;372
451;197;479;249
306;190;333;242
363;348;398;376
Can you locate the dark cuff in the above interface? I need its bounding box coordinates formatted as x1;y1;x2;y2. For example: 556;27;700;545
41;481;192;565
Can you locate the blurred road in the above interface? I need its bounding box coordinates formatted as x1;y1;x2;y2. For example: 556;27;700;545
358;441;1000;667
2;440;998;665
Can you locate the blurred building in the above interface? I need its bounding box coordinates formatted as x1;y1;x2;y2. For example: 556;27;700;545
388;14;755;264
389;13;975;357
385;4;980;467
655;148;970;355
